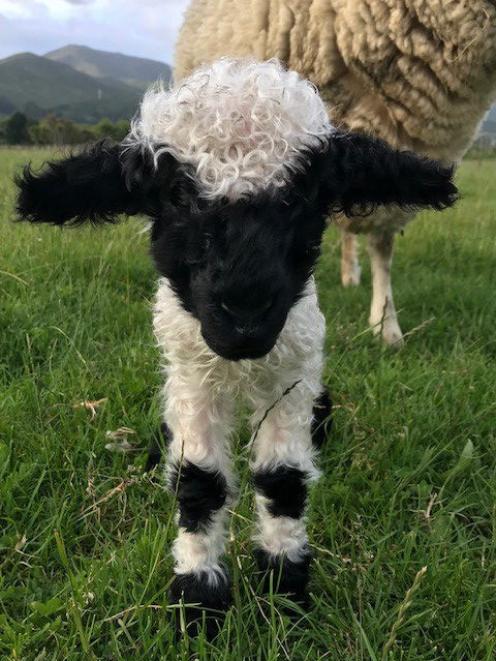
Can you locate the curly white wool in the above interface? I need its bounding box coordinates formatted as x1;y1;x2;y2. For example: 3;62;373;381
125;58;333;200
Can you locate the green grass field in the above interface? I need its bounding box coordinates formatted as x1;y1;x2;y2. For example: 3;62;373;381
1;148;495;660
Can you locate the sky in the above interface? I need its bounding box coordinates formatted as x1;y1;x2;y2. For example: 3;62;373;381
0;0;190;63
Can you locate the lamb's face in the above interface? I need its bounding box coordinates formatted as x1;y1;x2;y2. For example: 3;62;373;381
150;191;325;360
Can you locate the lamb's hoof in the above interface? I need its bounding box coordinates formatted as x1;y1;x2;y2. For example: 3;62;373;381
254;549;311;611
169;570;231;640
341;265;361;287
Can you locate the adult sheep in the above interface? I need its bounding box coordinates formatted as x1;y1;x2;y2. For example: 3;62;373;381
176;0;496;346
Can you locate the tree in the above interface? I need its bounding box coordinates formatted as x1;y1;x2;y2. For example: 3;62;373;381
92;118;130;141
5;112;30;144
29;115;93;146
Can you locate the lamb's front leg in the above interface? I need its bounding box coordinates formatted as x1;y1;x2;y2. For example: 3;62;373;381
250;384;320;605
164;373;235;638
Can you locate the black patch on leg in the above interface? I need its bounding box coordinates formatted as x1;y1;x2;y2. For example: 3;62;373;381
253;466;308;518
169;570;231;639
254;548;311;606
144;422;171;472
169;461;227;532
311;387;333;449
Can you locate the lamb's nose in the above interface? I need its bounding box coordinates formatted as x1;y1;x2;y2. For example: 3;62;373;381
221;295;274;321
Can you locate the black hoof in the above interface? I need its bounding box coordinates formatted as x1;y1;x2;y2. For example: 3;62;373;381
311;387;333;449
169;570;231;639
254;548;312;609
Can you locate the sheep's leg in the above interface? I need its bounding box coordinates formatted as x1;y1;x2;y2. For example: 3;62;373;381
249;383;323;605
164;375;235;638
341;229;361;287
367;231;404;347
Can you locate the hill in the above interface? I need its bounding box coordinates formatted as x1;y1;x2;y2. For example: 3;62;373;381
0;52;142;123
45;44;171;90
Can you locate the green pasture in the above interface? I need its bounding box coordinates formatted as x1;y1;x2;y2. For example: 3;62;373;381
0;148;495;659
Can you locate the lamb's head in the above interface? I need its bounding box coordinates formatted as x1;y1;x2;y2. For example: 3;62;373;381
149;182;327;360
16;59;458;361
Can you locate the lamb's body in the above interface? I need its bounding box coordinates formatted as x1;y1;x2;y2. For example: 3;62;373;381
176;0;496;344
155;277;324;579
16;58;456;638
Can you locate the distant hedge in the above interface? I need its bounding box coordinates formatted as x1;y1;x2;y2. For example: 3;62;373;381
465;146;496;160
0;112;129;145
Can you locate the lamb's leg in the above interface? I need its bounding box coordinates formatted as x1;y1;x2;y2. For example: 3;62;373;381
367;231;404;347
341;229;361;287
249;384;323;605
164;375;235;638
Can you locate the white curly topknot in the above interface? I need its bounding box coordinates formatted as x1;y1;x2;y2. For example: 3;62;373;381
125;58;334;201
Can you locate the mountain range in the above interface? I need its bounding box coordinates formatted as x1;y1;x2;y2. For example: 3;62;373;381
0;45;494;133
0;45;171;124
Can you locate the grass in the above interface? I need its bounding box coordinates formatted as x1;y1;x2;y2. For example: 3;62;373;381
1;148;495;660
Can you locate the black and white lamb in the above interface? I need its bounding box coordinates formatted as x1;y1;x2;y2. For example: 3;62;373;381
15;59;457;637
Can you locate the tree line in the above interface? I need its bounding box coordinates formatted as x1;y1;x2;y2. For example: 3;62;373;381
0;112;130;146
3;110;494;158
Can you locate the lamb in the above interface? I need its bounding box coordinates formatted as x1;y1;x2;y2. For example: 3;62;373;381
175;0;496;346
15;59;456;638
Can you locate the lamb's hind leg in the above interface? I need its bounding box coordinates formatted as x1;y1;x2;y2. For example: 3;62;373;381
250;383;322;605
341;229;361;287
164;375;235;638
367;231;404;347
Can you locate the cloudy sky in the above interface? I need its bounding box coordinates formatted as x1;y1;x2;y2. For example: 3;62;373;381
0;0;190;63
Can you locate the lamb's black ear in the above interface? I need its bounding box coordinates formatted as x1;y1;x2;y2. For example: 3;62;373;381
15;140;177;226
313;131;458;216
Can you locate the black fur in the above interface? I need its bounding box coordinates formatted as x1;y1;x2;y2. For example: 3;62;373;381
169;570;231;639
169;461;227;532
309;131;458;217
149;133;456;361
254;548;312;605
311;387;333;449
15;134;457;361
253;466;308;519
15;140;182;226
144;422;171;472
150;190;327;360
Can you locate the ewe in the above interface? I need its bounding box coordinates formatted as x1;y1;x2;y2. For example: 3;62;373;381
16;59;456;637
176;0;496;346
